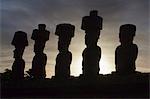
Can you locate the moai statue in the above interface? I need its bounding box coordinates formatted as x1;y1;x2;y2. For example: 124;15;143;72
11;31;28;80
31;24;50;79
81;10;103;79
115;24;138;75
55;23;75;79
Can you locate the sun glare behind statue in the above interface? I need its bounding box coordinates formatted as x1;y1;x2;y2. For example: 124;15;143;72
99;57;112;74
71;56;82;76
71;56;112;76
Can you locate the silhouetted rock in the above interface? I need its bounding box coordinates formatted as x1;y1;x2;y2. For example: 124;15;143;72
115;24;138;75
31;24;50;53
31;24;50;79
81;10;103;78
32;53;47;79
55;23;75;79
11;31;28;80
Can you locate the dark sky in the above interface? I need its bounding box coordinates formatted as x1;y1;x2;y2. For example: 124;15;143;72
1;0;149;77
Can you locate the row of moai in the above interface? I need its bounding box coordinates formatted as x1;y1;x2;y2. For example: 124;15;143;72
11;10;138;80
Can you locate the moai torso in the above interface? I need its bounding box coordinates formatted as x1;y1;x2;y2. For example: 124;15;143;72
12;59;25;79
82;46;101;76
32;53;47;79
115;44;138;74
55;51;72;78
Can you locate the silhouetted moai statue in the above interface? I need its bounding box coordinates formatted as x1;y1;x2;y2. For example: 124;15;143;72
31;24;50;79
81;10;103;78
115;24;138;75
55;23;75;79
11;31;28;79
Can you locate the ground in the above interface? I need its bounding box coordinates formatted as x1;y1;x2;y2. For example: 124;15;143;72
1;72;149;98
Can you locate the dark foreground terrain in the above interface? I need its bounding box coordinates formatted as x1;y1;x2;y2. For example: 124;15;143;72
1;72;149;98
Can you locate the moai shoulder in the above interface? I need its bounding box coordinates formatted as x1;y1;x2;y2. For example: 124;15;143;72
116;44;138;60
82;46;101;63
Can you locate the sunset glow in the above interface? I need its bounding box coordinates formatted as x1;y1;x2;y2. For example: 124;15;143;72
71;56;82;76
100;57;112;74
1;0;149;78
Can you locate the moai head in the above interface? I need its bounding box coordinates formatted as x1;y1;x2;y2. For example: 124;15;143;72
90;10;98;16
81;10;103;31
11;31;28;59
38;24;46;31
119;24;136;46
11;31;28;47
55;23;75;52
